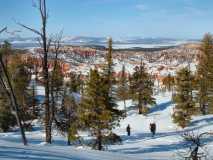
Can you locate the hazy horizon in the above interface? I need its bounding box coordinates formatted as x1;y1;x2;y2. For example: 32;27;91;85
1;0;213;39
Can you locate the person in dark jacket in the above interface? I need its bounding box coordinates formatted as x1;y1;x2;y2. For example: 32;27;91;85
126;124;131;136
150;123;156;137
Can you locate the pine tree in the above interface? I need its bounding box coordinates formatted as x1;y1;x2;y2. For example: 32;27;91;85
65;94;79;146
162;73;175;92
102;38;123;125
56;87;79;146
54;71;82;145
80;69;112;150
197;33;213;114
117;65;129;116
0;87;16;132
69;73;82;93
0;47;27;145
130;62;155;114
0;41;11;71
103;38;115;95
172;67;196;128
8;55;32;123
49;62;64;126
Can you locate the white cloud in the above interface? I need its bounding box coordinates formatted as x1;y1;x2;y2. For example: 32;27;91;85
184;6;204;15
136;4;148;11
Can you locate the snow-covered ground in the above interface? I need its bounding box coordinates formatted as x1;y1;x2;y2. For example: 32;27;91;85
1;92;213;160
110;92;213;159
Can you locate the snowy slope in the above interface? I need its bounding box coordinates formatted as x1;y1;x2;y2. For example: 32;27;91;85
110;92;178;159
110;92;213;159
1;92;213;160
0;139;142;160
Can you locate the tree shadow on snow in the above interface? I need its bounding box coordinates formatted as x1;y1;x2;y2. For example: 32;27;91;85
120;120;213;146
111;135;213;155
189;117;213;127
149;101;173;114
0;146;77;160
126;100;173;117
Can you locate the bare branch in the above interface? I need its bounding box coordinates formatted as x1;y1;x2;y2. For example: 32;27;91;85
180;131;213;159
0;27;7;34
46;36;52;53
37;37;42;48
199;131;213;139
16;22;43;37
52;30;63;54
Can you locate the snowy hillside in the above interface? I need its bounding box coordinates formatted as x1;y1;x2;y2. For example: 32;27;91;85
110;92;213;159
1;92;213;160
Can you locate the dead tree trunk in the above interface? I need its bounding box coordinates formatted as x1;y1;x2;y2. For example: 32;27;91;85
124;99;127;116
17;0;52;143
97;129;102;151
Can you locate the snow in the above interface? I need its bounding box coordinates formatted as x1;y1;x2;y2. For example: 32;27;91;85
0;140;141;160
1;91;213;159
110;92;178;159
36;85;45;96
109;92;213;159
112;41;188;49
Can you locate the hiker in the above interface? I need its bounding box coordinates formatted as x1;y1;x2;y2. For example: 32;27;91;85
150;123;156;137
126;124;131;136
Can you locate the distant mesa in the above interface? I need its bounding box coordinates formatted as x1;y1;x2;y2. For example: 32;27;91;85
0;36;200;49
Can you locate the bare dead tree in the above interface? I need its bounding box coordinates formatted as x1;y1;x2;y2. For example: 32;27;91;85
17;0;52;143
181;131;213;160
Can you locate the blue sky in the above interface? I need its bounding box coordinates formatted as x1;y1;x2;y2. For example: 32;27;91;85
1;0;213;39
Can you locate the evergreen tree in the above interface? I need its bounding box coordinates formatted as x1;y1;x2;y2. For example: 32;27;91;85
56;87;79;146
65;94;79;146
54;71;81;146
80;69;112;150
172;67;196;128
49;62;64;126
130;62;156;114
69;73;82;93
162;73;175;92
0;47;27;145
0;87;16;132
0;41;11;71
197;33;213;114
8;55;32;123
101;38;123;126
117;65;129;116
